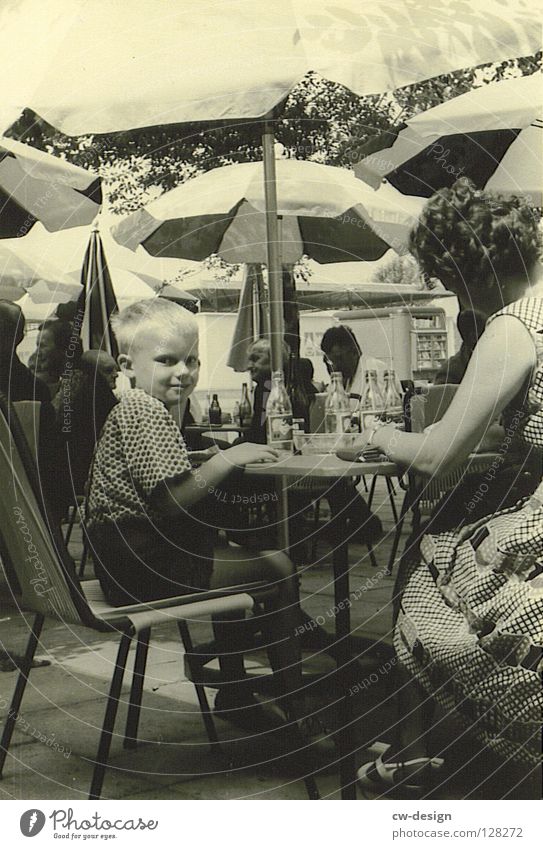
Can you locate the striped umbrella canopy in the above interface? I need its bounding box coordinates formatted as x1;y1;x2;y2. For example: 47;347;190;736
112;160;425;264
354;72;542;204
3;0;536;377
0;0;537;134
0;136;101;238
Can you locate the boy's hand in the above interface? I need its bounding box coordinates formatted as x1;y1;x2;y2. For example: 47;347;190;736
224;442;281;467
188;446;220;464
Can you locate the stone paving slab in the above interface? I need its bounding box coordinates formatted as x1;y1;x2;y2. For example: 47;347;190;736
2;479;538;800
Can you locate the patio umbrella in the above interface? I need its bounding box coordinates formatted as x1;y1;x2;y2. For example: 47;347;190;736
0;243;82;302
112;159;424;366
3;0;537;376
0;135;101;238
112;160;424;263
354;72;542;203
1;0;537;134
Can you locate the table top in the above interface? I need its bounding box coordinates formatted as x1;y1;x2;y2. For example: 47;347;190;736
245;452;399;478
245;450;500;479
185;422;250;434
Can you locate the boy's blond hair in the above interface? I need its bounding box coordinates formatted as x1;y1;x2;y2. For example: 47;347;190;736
111;298;198;354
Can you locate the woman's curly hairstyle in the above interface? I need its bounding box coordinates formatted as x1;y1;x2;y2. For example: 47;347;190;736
409;178;541;290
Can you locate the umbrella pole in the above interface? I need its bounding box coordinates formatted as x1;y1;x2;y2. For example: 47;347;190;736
262;114;284;374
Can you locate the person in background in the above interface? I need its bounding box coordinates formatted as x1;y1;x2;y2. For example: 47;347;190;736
433;309;487;385
320;325;386;397
30;318;78;400
246;336;382;546
81;349;119;393
245;337;291;443
61;349;119;495
0;301;69;522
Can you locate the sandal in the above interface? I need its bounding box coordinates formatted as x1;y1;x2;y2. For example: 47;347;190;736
357;742;444;793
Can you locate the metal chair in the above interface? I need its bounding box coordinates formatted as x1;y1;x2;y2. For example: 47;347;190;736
0;391;319;800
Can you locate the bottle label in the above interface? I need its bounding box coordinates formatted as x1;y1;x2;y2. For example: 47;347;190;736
360;412;383;431
325;412;352;434
267;413;293;450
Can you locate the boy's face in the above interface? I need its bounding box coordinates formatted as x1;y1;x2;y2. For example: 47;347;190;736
120;324;199;410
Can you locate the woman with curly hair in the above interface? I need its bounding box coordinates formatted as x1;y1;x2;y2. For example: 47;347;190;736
345;179;543;795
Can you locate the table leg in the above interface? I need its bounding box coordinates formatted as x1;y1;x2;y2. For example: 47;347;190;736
330;484;358;800
277;475;289;552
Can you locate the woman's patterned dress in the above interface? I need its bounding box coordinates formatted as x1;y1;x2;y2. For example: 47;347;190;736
395;298;543;766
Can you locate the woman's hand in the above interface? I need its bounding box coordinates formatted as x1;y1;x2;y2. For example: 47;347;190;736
224;442;281;467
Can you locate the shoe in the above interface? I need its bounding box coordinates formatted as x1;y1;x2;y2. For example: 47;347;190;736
252;696;337;758
296;714;336;756
357;742;444;793
214;688;283;732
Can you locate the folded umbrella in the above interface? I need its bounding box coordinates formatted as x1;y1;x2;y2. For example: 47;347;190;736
78;229;118;357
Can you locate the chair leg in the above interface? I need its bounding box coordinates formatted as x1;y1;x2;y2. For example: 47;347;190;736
0;614;43;777
89;634;132;800
283;698;321;800
386;477;399;524
178;621;220;748
367;475;377;509
386;489;412;575
78;535;89;578
123;629;150;750
310;498;322;561
366;542;379;569
63;503;78;545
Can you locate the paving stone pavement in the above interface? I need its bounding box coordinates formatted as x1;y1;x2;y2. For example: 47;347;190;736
1;479;539;800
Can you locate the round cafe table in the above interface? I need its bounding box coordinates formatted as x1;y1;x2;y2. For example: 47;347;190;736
246;452;398;799
184;422;251;436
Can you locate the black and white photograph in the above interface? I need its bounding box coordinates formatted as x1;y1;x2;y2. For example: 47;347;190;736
0;0;541;842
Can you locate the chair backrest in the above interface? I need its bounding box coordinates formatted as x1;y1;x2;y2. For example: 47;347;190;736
0;392;96;627
404;384;463;515
409;384;458;433
309;392;327;433
12;400;41;463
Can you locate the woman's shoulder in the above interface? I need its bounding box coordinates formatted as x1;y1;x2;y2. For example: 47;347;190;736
488;297;543;332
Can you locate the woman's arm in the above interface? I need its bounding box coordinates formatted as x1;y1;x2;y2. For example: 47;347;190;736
371;315;536;476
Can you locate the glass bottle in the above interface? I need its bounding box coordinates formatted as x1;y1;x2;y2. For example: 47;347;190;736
359;369;385;430
287;353;312;432
383;368;403;423
239;382;252;427
266;370;293;450
325;371;351;434
209;393;222;425
232;401;241;427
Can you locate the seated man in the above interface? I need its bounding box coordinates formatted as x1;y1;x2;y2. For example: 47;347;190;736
246;337;382;546
320;324;386;397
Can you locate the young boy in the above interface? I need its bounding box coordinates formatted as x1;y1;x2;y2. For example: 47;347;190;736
85;299;304;721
